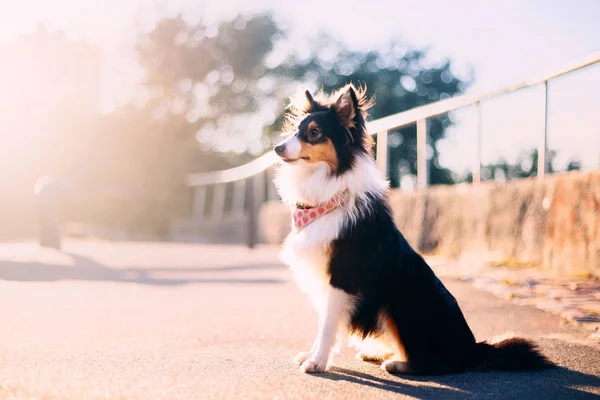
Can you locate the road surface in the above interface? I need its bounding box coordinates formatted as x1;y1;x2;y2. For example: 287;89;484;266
0;241;598;399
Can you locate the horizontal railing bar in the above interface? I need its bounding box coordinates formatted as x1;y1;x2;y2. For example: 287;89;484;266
187;152;278;186
187;51;599;187
367;51;600;133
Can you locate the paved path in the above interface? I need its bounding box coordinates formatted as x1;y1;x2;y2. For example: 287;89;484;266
0;241;599;399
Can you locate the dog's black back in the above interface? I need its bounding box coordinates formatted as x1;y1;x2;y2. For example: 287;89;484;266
328;192;550;374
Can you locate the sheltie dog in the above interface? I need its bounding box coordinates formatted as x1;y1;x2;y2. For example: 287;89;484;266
273;84;552;374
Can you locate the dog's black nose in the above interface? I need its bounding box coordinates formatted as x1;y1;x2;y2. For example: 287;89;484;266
274;143;286;155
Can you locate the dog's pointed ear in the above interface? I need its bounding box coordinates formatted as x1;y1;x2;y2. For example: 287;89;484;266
332;87;357;129
303;90;319;112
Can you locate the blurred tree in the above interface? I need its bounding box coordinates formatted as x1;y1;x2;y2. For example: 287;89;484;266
480;148;557;181
68;17;471;234
566;160;582;171
11;15;553;238
63;13;283;235
267;37;469;187
135;14;281;150
134;21;469;188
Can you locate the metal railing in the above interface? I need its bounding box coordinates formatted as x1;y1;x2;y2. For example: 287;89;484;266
183;51;600;246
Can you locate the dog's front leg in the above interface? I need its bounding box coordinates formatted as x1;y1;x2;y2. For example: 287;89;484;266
294;317;322;364
300;286;352;373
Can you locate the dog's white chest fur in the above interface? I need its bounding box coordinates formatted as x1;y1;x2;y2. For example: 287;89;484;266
280;209;346;308
276;157;388;309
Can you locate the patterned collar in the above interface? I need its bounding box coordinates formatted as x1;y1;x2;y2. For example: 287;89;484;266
292;192;346;231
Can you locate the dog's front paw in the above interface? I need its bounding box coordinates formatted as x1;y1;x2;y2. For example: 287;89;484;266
300;358;328;373
293;351;312;364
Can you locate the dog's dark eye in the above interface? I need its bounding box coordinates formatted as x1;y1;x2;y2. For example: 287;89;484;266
310;128;320;137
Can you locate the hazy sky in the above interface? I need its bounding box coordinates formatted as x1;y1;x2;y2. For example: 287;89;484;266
1;0;599;175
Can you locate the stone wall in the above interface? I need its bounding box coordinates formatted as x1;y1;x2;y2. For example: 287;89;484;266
259;170;600;278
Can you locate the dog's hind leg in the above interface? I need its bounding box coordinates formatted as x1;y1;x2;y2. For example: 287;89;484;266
380;315;412;373
353;336;394;362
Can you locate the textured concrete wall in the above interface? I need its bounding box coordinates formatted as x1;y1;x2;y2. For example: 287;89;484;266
259;170;600;277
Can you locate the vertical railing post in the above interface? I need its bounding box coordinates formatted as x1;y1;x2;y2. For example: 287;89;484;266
266;166;278;201
417;119;429;189
34;177;62;250
473;102;482;184
192;185;207;219
246;176;257;249
538;80;550;178
376;130;389;178
211;183;226;220
232;179;246;217
263;169;269;202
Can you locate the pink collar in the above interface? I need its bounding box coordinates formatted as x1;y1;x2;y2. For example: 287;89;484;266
292;193;345;231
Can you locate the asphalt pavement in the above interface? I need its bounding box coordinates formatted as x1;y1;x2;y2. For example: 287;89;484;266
0;241;598;399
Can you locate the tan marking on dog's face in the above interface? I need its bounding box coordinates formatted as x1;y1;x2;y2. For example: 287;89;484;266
294;120;338;170
307;121;320;136
298;138;338;170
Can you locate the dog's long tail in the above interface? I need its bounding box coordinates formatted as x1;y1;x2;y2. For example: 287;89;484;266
470;336;553;371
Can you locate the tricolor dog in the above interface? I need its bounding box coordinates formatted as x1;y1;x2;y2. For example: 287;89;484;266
273;84;552;374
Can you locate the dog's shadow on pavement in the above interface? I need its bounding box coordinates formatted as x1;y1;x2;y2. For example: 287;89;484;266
0;252;285;286
317;366;600;399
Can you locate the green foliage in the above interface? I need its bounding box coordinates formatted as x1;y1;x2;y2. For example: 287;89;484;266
29;15;472;234
479;149;556;181
86;16;471;236
136;14;281;133
60;14;282;235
